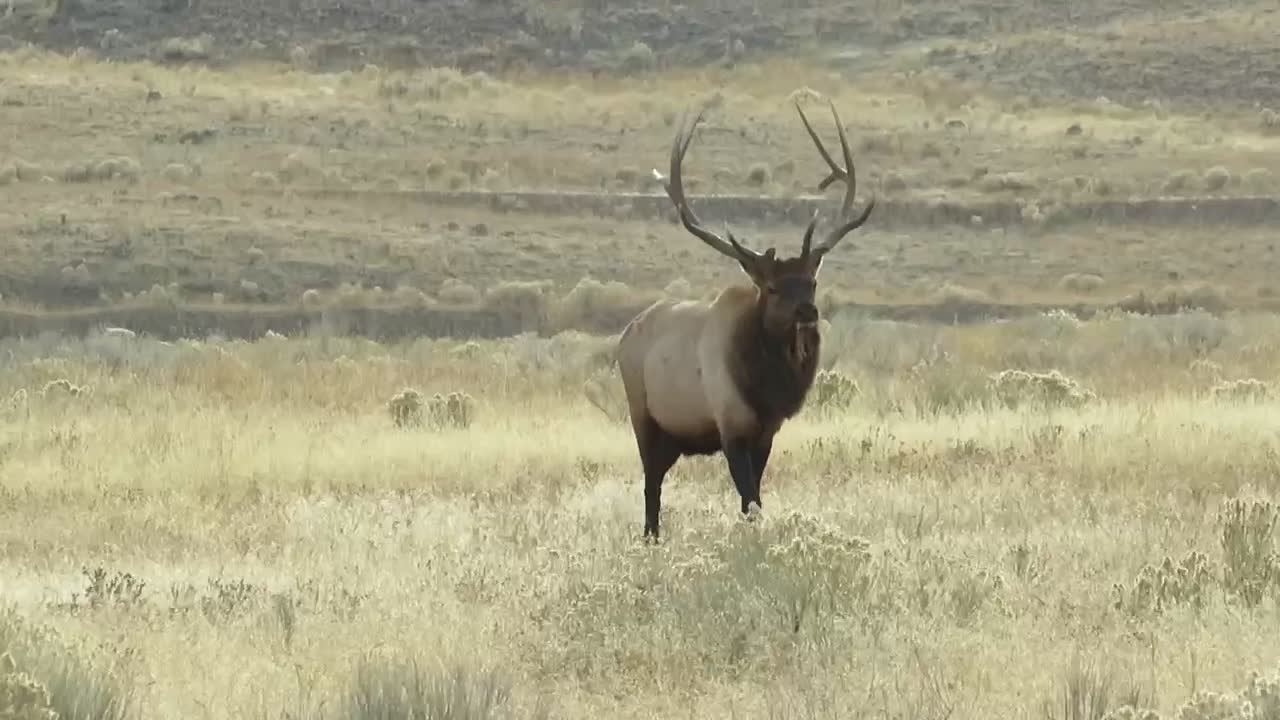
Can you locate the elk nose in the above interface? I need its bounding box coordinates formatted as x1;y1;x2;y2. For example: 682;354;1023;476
795;303;819;325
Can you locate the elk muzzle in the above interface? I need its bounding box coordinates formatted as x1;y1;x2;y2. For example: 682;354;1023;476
791;303;821;366
794;302;819;329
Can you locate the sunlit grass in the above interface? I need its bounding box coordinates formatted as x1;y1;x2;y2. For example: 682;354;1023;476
2;312;1280;717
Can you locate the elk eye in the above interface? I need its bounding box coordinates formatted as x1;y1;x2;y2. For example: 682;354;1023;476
766;285;778;295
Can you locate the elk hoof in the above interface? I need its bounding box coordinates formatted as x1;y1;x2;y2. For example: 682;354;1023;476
745;501;763;521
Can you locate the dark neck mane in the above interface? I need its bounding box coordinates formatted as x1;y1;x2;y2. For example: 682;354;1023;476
726;303;821;433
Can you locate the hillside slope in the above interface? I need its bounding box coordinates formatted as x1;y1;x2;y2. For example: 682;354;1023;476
7;0;1279;109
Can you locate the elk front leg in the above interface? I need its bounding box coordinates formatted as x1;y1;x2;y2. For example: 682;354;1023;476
750;435;774;512
723;438;761;519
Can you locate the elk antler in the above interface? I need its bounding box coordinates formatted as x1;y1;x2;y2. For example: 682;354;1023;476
653;109;769;271
795;100;877;260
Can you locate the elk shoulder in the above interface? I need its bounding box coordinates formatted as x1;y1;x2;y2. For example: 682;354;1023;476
619;285;761;444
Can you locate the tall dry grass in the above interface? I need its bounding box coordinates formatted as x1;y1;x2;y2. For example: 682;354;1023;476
2;311;1280;718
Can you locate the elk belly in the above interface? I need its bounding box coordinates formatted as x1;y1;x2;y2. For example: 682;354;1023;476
643;358;718;440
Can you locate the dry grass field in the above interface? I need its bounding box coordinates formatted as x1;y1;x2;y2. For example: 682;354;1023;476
4;0;1280;718
4;313;1280;719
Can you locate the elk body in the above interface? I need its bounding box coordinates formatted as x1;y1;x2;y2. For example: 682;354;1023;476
618;101;876;540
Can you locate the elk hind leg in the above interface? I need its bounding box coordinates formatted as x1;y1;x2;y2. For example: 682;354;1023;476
635;416;681;540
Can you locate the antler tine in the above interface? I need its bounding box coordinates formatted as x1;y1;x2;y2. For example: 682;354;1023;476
796;99;877;257
799;208;820;260
653;109;764;266
817;195;876;252
795;102;844;191
828;102;858;217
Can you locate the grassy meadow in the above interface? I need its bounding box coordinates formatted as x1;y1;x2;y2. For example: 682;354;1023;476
4;310;1280;719
3;3;1280;717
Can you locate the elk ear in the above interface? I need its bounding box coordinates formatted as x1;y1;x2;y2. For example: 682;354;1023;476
726;230;769;283
740;247;780;283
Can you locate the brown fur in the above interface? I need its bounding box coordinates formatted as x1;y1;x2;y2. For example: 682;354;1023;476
727;293;821;431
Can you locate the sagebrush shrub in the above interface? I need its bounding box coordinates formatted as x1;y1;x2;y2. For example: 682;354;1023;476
1101;707;1161;720
809;369;860;411
1218;498;1279;607
40;379;91;398
0;652;58;720
1211;378;1270;402
1175;690;1252;720
0;611;131;720
387;389;475;430
79;566;146;611
388;388;424;428
428;391;475;430
988;369;1094;409
1117;663;1280;720
550;511;875;683
1243;668;1280;719
1113;551;1213;615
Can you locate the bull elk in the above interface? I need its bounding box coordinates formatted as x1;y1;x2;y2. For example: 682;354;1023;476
617;100;876;540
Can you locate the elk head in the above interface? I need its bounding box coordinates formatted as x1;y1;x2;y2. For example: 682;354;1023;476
652;101;876;345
